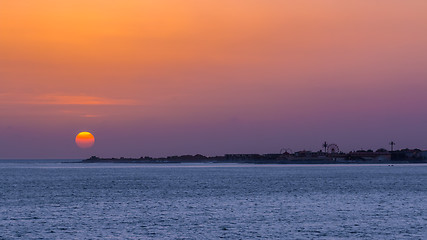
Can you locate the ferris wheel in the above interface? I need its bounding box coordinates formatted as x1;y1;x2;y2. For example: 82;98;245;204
327;144;340;154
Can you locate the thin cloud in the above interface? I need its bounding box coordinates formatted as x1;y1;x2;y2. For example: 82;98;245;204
34;95;137;105
1;94;138;106
81;114;101;118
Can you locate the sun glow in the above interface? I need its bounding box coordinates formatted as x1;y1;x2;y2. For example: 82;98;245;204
75;132;95;149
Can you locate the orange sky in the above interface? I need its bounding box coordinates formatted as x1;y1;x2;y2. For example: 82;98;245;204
1;1;427;158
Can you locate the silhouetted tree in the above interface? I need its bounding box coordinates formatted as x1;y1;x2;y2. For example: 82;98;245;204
389;141;396;151
376;148;388;153
322;141;328;153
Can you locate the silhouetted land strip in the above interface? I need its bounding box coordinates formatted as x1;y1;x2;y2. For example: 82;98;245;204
83;149;427;164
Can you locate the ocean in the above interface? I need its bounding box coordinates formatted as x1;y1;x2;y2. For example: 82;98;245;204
0;160;426;239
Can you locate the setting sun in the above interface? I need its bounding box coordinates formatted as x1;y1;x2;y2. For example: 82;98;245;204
75;132;95;149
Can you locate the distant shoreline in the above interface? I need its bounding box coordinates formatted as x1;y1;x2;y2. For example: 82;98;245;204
82;153;427;164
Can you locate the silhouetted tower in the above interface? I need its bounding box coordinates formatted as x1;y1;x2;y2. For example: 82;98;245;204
389;141;396;151
322;141;328;153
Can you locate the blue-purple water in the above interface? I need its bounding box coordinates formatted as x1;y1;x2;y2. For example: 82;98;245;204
0;160;426;239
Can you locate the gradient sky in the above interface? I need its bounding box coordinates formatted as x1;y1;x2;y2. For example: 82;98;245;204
1;0;427;159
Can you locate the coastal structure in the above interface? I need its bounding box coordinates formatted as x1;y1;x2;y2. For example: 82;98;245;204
83;145;427;164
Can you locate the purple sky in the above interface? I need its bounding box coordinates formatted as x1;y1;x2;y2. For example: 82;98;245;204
1;0;427;158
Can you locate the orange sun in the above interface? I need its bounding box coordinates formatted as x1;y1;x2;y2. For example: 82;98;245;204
75;132;95;148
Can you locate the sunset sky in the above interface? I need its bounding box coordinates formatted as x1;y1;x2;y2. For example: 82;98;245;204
1;0;427;159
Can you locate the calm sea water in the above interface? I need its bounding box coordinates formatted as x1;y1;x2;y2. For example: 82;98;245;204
0;160;426;239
